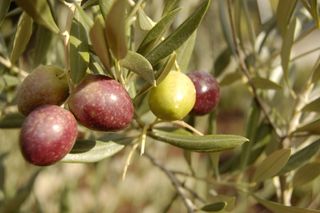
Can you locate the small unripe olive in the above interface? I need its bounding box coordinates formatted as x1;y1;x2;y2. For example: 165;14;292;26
16;65;69;115
148;71;196;121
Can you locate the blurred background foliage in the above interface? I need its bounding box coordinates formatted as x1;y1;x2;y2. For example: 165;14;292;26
1;0;320;212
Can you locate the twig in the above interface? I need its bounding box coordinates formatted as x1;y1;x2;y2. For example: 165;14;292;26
226;0;282;139
163;192;179;213
144;152;196;213
0;55;28;78
171;120;204;136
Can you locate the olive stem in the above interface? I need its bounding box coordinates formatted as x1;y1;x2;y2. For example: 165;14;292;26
172;120;204;136
122;142;139;180
0;55;28;78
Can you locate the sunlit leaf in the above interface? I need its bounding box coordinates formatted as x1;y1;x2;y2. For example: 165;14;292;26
105;0;128;59
15;0;60;33
254;194;320;213
162;0;180;16
276;0;297;37
251;77;282;90
201;202;227;212
146;0;211;66
70;12;90;84
302;97;320;113
281;18;296;81
120;51;155;85
138;8;180;55
0;113;25;129
176;31;197;72
10;12;33;64
218;0;235;54
293;162;320;187
62;136;130;163
90;15;111;70
253;149;290;182
148;129;248;152
0;0;10;26
138;8;155;31
279;139;320;174
295;118;320;134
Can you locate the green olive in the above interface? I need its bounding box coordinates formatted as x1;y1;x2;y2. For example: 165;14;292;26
148;71;196;121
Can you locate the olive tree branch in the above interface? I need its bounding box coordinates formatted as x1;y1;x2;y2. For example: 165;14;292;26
0;55;28;78
226;0;282;139
143;152;196;213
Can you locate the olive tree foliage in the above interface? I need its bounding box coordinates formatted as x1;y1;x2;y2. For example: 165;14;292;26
0;0;320;212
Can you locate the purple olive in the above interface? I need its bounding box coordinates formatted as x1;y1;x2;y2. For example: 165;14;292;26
20;105;78;166
68;74;134;131
188;71;220;115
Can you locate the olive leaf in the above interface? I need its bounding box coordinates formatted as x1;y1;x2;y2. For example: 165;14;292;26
200;202;227;212
0;113;25;129
220;71;242;86
176;31;197;72
137;8;180;55
138;8;155;31
279;139;320;175
162;0;180;16
61;137;131;163
120;51;155;85
276;0;297;37
214;48;232;77
293;162;320;187
15;0;60;33
105;0;128;59
32;26;53;67
0;0;10;26
295;118;320;134
89;15;111;70
253;194;320;213
301;97;320;113
99;0;115;19
250;77;282;90
10;12;33;64
145;0;211;66
148;129;248;152
252;149;291;183
70;13;90;84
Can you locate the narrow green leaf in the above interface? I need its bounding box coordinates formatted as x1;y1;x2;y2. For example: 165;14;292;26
295;118;320;134
146;0;211;66
281;18;296;81
0;0;10;26
32;25;53;67
218;0;235;54
251;77;282;90
293;162;320;187
99;0;114;19
162;0;180;16
137;8;180;55
138;8;155;31
312;59;320;83
253;149;291;183
201;202;227;212
302;97;320;113
155;53;176;84
279;139;320;174
74;3;93;30
120;51;155;85
89;15;111;70
15;0;59;33
214;48;232;77
10;12;33;64
62;137;128;163
254;195;320;213
70;13;89;84
276;0;297;37
176;31;197;72
148;129;248;152
220;71;242;86
0;113;25;129
105;0;127;59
